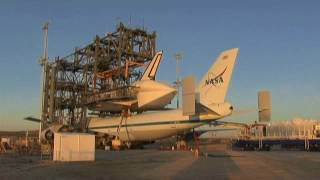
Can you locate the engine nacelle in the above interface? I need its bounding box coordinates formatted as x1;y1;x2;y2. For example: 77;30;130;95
41;128;54;141
41;124;65;142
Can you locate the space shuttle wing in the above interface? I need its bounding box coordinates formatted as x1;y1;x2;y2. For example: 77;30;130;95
113;100;138;107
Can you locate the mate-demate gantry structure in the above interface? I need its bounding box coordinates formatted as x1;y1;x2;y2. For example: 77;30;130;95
41;22;156;130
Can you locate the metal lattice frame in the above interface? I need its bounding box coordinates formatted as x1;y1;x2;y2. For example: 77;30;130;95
42;23;156;129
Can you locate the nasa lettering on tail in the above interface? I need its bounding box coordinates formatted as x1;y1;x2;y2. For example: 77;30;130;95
204;66;227;87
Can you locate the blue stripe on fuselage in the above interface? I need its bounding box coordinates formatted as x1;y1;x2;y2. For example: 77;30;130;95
89;119;203;130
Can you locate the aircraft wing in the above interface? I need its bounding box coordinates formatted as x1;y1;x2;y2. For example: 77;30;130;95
24;116;41;123
210;121;249;128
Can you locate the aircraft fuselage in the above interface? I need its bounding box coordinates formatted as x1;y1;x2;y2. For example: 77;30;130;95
88;109;230;142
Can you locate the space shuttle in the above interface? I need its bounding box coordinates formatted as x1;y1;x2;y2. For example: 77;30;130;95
88;48;239;145
88;51;176;113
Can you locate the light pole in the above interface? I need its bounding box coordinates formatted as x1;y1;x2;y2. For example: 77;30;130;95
174;53;182;109
38;21;50;144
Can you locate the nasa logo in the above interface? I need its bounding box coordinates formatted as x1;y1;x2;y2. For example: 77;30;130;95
205;76;224;86
205;67;227;87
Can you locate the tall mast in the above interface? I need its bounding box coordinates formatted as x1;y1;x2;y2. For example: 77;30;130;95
39;22;49;143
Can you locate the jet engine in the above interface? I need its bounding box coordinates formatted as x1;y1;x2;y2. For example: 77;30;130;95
41;124;67;142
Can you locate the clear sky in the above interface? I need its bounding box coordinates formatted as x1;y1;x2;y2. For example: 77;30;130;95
1;0;320;131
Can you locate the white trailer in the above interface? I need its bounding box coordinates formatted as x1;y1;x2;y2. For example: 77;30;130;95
53;133;95;161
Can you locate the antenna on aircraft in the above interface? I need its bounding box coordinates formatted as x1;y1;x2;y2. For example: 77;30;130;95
174;53;182;108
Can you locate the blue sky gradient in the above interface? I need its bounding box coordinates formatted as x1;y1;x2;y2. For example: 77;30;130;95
1;0;320;130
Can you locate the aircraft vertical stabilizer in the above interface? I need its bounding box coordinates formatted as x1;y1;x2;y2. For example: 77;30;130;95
197;48;239;106
182;76;196;116
258;90;271;122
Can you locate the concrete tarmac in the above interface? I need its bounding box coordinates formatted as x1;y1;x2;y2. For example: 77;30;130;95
1;145;320;180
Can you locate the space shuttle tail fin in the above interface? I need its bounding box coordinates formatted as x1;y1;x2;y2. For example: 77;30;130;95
141;51;163;80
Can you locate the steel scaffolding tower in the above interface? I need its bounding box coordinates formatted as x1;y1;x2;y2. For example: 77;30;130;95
41;22;156;130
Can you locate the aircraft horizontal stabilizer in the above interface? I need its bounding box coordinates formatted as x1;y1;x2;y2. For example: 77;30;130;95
24;116;41;123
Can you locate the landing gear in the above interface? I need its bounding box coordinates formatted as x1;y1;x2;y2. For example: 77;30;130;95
112;137;122;150
176;140;187;150
111;138;133;150
192;129;199;149
193;129;200;157
125;142;131;149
